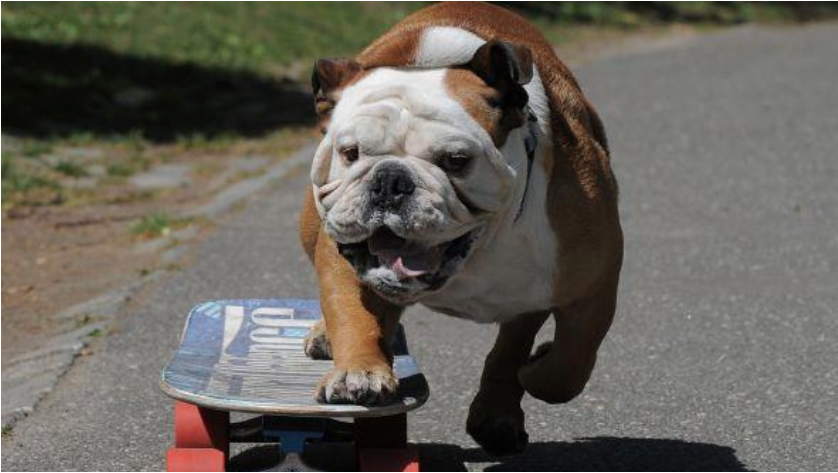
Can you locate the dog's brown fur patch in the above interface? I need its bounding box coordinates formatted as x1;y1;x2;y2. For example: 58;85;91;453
443;68;503;144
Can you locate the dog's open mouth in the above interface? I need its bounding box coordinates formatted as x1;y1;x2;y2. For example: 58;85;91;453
337;227;477;291
368;229;447;279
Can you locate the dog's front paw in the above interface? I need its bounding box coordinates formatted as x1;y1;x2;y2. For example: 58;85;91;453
315;358;398;405
303;320;332;360
467;391;529;457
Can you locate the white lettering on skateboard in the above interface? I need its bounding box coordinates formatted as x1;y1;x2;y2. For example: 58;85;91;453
208;305;318;397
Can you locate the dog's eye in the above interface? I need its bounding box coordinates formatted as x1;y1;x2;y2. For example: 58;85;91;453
340;145;359;164
438;153;471;173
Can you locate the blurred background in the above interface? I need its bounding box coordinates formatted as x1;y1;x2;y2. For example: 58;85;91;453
2;3;838;469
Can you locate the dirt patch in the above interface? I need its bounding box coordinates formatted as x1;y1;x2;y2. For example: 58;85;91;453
2;203;154;363
1;129;316;365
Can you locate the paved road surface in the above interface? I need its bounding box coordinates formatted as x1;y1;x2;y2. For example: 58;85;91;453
3;24;837;471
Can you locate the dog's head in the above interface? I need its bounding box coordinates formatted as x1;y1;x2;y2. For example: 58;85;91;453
310;41;534;304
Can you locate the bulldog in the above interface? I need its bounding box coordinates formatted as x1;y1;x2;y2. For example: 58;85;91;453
298;2;623;455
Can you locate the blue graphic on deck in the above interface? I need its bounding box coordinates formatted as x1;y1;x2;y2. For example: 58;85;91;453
180;299;321;366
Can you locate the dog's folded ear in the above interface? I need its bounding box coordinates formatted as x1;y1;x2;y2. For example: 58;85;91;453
468;40;533;110
312;58;362;118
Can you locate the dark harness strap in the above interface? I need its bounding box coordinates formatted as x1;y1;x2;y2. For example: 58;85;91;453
515;108;539;222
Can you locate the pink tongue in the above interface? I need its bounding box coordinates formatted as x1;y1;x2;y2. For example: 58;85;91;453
394;257;430;278
378;249;443;279
367;229;443;279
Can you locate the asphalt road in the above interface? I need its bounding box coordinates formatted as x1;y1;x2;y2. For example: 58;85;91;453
3;23;837;471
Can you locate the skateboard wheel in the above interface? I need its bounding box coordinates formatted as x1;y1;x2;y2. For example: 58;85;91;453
173;401;229;451
167;447;226;472
358;446;420;472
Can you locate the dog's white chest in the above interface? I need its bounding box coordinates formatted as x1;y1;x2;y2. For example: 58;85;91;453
421;145;558;323
421;226;557;322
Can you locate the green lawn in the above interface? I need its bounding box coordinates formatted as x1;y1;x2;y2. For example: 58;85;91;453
4;2;834;77
1;2;426;76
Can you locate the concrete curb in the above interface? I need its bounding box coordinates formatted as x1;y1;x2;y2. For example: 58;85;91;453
0;142;316;429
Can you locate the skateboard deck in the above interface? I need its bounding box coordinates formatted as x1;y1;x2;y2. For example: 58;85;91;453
160;299;429;418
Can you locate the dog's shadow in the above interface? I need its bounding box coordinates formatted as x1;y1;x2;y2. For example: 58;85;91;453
421;437;750;472
229;436;749;471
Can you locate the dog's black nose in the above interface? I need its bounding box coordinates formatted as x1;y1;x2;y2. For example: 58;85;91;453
370;164;416;210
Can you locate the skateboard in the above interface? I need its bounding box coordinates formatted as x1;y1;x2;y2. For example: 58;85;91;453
160;299;428;471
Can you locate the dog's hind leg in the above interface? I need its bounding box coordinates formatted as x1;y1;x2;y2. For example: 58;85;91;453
467;311;549;456
518;276;619;404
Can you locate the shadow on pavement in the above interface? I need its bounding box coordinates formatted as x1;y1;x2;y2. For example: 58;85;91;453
421;437;750;471
1;37;316;142
221;435;749;471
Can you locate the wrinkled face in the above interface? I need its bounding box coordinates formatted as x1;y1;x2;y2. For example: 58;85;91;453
311;68;518;303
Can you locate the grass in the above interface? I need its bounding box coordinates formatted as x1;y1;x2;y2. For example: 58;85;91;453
105;153;150;178
4;3;834;81
1;123;315;210
130;212;173;238
129;211;196;239
21;141;53;158
104;162;136;178
1;2;426;77
53;160;90;178
2;153;63;205
1;135;161;208
2;3;834;100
